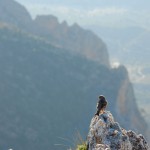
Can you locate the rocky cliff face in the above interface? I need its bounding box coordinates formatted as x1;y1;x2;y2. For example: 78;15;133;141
34;15;110;67
107;66;149;139
115;67;148;136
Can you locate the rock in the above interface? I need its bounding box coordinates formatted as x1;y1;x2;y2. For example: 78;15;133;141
87;111;149;150
34;15;110;67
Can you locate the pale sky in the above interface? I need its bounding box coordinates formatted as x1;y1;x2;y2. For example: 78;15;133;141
15;0;150;29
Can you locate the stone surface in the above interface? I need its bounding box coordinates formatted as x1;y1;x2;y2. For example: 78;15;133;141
87;111;149;150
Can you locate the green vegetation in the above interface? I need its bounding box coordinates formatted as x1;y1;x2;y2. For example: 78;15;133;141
76;143;87;150
72;131;87;150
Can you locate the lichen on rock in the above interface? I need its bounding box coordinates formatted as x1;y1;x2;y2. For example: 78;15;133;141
87;111;149;150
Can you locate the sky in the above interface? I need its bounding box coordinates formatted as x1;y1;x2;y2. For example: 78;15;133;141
15;0;150;29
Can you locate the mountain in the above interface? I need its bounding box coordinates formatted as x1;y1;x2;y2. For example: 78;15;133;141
0;0;33;30
34;15;110;67
0;0;149;149
0;23;148;150
0;0;110;67
89;25;150;128
86;26;146;60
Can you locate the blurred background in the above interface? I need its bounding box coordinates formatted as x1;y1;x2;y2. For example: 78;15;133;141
0;0;149;149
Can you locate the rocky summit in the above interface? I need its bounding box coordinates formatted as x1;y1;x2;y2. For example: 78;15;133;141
87;111;149;150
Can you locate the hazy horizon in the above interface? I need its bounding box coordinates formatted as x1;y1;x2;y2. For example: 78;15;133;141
15;0;150;30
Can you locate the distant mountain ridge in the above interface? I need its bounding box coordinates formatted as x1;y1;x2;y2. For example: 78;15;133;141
0;0;110;67
34;15;109;66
